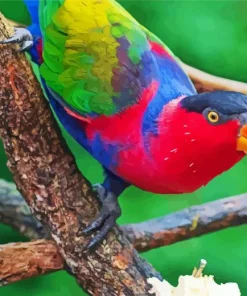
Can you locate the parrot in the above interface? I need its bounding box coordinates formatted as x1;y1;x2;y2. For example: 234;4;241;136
2;0;247;250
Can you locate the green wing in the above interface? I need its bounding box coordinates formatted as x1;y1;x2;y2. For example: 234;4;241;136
38;0;180;117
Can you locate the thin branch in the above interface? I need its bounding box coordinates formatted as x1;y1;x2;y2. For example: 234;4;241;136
123;192;247;251
0;240;63;286
180;62;247;94
0;183;246;286
0;12;161;294
1;179;247;251
0;179;47;239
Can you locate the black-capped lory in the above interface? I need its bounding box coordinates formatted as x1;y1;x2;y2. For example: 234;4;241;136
2;0;247;249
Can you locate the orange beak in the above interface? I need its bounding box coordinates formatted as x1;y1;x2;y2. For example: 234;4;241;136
237;125;247;153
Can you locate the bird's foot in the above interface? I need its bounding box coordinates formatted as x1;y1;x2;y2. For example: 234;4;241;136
82;185;121;250
0;27;33;52
92;183;106;203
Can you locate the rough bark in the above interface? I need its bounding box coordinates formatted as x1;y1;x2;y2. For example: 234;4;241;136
0;184;247;286
0;240;63;286
0;12;161;295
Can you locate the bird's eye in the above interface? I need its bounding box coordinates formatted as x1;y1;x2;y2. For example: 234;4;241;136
207;111;219;123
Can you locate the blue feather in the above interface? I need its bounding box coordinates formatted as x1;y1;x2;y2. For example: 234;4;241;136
23;0;40;35
141;51;196;152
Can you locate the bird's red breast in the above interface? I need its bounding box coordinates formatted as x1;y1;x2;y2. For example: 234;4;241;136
85;88;244;194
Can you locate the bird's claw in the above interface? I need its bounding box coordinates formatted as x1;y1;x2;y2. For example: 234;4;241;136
82;190;121;250
0;27;33;52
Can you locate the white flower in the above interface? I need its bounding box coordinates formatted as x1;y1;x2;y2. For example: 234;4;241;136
148;260;241;296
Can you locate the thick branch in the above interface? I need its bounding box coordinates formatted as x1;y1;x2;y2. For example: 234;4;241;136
0;12;161;294
0;188;246;286
0;240;63;286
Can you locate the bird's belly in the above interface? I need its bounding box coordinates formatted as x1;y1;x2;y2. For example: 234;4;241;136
114;149;198;194
115;153;179;194
85;127;200;194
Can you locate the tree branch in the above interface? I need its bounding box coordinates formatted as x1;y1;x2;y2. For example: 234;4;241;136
0;179;46;239
0;179;246;286
180;62;247;94
123;192;247;251
0;240;63;286
1;178;247;251
0;12;161;294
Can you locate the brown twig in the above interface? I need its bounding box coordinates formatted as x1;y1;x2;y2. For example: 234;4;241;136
0;240;63;286
180;62;247;94
0;185;246;286
0;12;161;294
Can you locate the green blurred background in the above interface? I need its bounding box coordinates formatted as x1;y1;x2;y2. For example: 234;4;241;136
1;1;247;295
